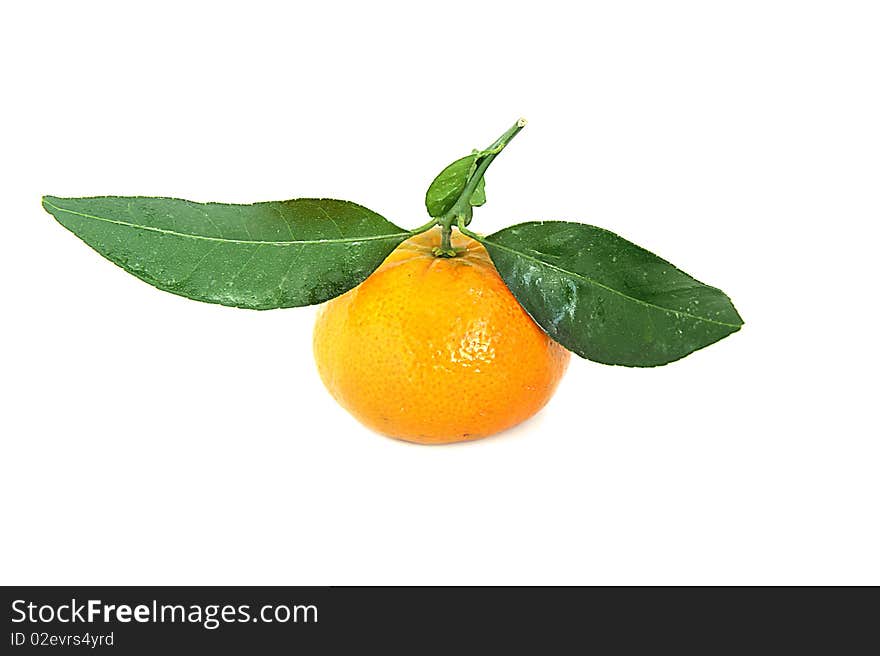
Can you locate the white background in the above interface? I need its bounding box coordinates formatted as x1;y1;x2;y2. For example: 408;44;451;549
2;1;878;585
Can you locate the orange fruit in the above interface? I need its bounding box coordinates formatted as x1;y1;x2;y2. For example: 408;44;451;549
313;227;571;444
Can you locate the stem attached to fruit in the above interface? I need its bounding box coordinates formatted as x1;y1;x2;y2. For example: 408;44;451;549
431;224;458;258
432;118;527;257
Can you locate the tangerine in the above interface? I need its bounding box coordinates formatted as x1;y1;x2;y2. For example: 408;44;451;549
313;227;570;444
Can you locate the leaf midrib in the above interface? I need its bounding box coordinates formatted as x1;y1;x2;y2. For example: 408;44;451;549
43;199;410;246
480;237;742;330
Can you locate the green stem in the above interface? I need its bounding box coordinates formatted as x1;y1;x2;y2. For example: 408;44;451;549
440;118;526;232
440;224;453;251
409;217;438;235
431;118;527;258
432;223;458;257
457;218;480;241
466;117;528;198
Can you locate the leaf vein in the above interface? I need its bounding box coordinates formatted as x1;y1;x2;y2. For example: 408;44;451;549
45;200;409;246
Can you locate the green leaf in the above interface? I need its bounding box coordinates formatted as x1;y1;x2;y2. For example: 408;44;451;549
43;195;410;310
476;221;743;366
470;176;486;207
424;120;526;219
425;152;488;217
425;154;478;217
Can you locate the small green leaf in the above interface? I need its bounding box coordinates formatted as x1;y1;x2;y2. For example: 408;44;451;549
43;195;409;310
477;221;743;367
425;154;479;217
425;120;527;218
470;176;486;207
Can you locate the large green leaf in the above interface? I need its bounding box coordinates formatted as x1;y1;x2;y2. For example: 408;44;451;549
477;221;743;366
43;195;409;309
